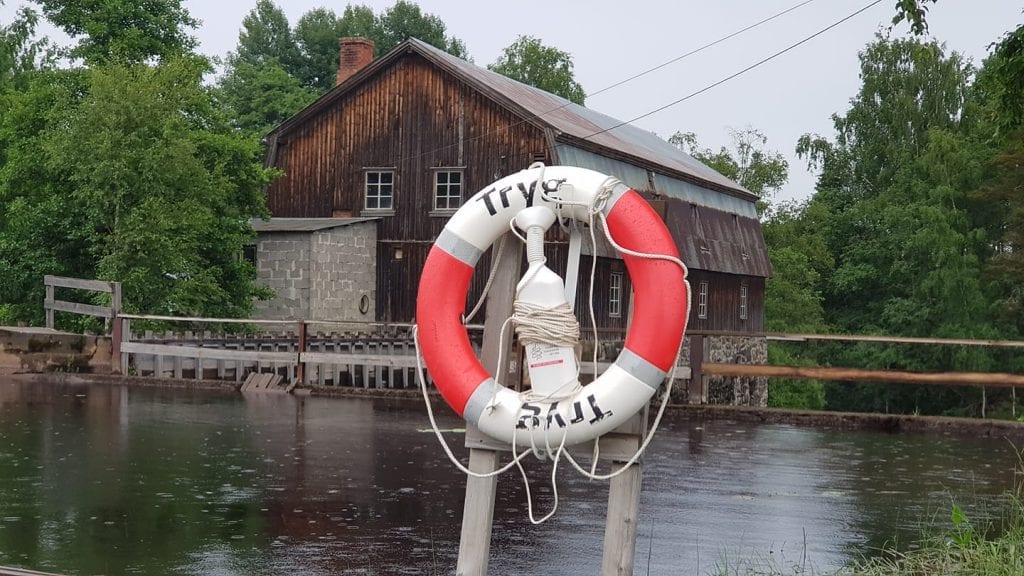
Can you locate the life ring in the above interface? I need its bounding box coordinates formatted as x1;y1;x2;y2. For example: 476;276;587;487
416;166;688;447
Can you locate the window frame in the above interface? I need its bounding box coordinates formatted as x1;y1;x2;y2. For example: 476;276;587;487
609;272;623;318
698;281;709;319
739;282;749;321
364;169;395;213
432;168;464;213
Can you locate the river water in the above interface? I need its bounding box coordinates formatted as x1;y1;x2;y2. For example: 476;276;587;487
0;379;1018;575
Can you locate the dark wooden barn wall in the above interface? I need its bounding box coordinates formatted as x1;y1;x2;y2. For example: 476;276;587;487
267;51;766;331
685;269;765;332
268;53;551;231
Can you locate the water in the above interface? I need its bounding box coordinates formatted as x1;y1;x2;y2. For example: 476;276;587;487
0;379;1018;575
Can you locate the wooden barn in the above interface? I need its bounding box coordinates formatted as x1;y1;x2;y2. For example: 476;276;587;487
259;38;770;344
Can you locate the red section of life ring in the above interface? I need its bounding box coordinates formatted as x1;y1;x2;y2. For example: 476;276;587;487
416;248;489;415
604;191;687;371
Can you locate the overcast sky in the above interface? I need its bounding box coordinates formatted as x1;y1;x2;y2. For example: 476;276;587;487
4;0;1022;202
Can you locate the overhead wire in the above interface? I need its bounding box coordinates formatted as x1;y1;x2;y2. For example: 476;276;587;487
578;0;884;140
374;0;824;168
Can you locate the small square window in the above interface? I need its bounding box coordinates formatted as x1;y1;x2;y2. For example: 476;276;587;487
365;170;394;211
698;281;709;319
609;272;623;317
739;283;749;321
242;244;257;268
434;170;463;211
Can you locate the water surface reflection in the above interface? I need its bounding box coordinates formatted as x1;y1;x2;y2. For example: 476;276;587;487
0;380;1017;575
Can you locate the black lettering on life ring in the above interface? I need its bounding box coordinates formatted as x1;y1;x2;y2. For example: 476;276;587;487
587;394;613;424
516;403;543;430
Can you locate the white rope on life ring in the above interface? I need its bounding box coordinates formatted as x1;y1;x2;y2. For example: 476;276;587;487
415;165;689;448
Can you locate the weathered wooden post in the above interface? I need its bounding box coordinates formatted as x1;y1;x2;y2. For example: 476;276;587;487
296;320;308;384
456;235;522;576
688;334;705;404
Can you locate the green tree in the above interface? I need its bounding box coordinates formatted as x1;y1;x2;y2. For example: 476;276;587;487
488;35;584;105
672;128;827;409
0;3;54;91
670;127;788;213
794;35;1009;416
375;0;467;58
892;0;939;35
234;0;301;72
218;0;316;134
218;59;316;136
0;58;274;325
293;5;375;92
35;0;197;64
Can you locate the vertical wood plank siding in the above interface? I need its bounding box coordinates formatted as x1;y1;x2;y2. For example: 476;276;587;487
266;52;764;329
266;54;552;322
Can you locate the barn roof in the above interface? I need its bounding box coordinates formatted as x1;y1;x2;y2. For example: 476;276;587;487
250;217;379;233
268;38;755;203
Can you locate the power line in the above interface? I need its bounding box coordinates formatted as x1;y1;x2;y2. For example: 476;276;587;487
379;0;822;167
586;0;818;100
579;0;884;142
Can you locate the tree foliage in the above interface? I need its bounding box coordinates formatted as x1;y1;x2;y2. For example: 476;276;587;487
670;127;788;211
0;57;274;325
488;35;585;105
35;0;197;64
0;4;54;91
785;31;1024;416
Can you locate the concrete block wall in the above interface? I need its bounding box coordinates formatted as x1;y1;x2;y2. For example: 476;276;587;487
310;222;376;322
252;233;312;320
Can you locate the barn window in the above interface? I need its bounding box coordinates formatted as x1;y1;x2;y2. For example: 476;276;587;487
434;170;463;211
365;170;394;211
609;272;623;317
698;281;709;319
739;282;749;320
242;244;257;268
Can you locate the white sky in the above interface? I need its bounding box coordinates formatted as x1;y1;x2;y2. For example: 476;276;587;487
3;0;1021;203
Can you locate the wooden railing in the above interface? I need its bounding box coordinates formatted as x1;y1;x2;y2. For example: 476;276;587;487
44;275;121;334
111;314;692;389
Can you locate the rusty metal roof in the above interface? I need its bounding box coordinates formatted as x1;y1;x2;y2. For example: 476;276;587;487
665;200;772;277
250;217;378;233
271;39;754;202
408;40;754;200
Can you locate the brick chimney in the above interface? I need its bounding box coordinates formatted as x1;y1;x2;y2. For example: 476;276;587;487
336;37;375;86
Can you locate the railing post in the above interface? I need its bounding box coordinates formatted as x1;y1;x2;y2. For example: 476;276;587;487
688;334;705;404
108;281;121;336
296;320;307;385
45;279;54;330
111;315;122;374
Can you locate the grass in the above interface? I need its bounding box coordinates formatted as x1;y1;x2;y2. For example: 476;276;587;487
710;449;1024;576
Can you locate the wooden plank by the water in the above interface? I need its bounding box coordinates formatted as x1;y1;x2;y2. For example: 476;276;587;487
241;372;287;393
44;299;115;319
702;363;1024;388
0;566;67;576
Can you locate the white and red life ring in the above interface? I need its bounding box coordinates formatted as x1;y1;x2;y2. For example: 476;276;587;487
416;166;688;447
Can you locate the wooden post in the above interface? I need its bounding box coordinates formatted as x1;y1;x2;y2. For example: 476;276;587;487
688;334;704;405
296;321;307;384
45;280;54;330
601;412;646;576
456;234;522;576
111;316;123;374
